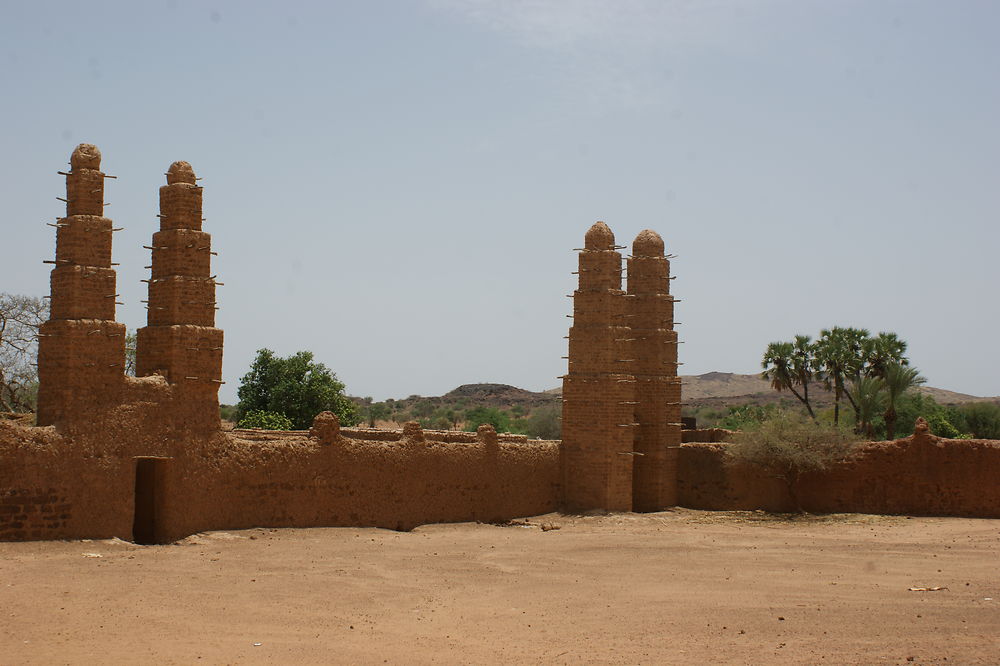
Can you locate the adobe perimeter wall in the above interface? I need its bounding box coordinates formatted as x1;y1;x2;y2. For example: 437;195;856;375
678;433;1000;517
0;418;560;542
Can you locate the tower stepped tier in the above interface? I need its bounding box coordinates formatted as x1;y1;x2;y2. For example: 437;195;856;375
561;222;682;512
561;222;636;511
36;144;125;427
136;161;223;430
627;230;681;511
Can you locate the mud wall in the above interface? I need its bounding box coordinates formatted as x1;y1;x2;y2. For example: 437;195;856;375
0;419;560;542
678;432;1000;517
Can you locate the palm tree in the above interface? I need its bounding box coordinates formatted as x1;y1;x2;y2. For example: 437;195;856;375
851;375;885;438
863;332;908;379
883;362;926;439
815;327;868;425
761;336;817;419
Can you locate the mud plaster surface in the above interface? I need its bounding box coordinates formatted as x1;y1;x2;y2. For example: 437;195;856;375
1;511;997;664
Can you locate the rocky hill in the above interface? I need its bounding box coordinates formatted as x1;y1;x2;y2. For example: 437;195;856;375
369;374;996;413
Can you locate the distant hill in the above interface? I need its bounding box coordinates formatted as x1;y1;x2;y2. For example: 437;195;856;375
543;372;996;408
441;383;556;409
365;375;996;413
678;371;995;408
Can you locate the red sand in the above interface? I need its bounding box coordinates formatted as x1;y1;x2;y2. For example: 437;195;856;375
1;510;998;664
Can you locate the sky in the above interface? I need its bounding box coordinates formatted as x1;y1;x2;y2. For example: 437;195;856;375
2;0;998;402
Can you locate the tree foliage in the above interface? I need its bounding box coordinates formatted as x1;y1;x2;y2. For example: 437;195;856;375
728;411;858;510
761;335;816;419
236;349;359;429
463;406;510;432
954;402;1000;439
0;293;48;413
761;327;913;429
882;362;926;439
237;409;293;430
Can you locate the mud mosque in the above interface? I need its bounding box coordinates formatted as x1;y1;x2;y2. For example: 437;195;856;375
1;145;998;544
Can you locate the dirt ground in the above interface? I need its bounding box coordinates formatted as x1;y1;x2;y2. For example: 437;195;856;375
1;510;998;664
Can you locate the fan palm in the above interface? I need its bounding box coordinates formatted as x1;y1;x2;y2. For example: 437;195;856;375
815;327;868;425
864;332;908;379
883;362;926;439
761;335;817;419
851;375;886;438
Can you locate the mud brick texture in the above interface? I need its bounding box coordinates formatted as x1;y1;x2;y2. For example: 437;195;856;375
146;277;216;327
561;222;636;511
136;325;223;386
150;229;212;279
36;145;125;428
0;488;71;541
48;266;117;321
562;223;681;512
55;216;113;267
627;230;681;511
136;161;222;431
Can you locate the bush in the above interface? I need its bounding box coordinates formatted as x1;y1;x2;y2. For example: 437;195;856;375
728;411;858;510
463;406;510;432
525;405;561;439
925;412;961;439
718;404;777;431
957;402;1000;439
237;410;293;430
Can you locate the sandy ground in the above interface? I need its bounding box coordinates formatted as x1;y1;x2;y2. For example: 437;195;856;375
1;510;998;665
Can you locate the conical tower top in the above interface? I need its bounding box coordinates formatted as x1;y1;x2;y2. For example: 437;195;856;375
584;221;615;250
166;161;196;185
632;229;664;257
70;143;101;170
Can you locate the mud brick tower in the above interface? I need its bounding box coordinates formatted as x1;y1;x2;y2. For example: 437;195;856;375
135;161;223;430
627;230;681;510
37;144;126;427
561;222;637;511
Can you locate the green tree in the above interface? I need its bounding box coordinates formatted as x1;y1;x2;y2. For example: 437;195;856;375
728;411;858;511
862;332;908;379
237;409;293;430
761;335;817;419
956;402;1000;439
815;327;869;426
883;362;926;439
236;348;359;429
367;401;391;427
464;406;510;432
718;403;776;430
525;405;561;439
851;375;886;438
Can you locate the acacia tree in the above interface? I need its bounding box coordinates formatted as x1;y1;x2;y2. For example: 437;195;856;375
761;335;817;419
236;348;359;429
728;411;857;511
0;294;48;413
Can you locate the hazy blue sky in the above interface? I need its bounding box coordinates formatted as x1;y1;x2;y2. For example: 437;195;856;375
2;0;998;401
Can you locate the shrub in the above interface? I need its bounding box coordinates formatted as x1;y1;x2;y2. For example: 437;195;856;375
237;410;293;430
957;402;1000;439
728;411;858;510
718;404;776;431
463;406;510;432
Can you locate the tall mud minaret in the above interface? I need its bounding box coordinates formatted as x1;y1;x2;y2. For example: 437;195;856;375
627;230;681;510
560;222;636;511
37;144;126;428
135;161;223;431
